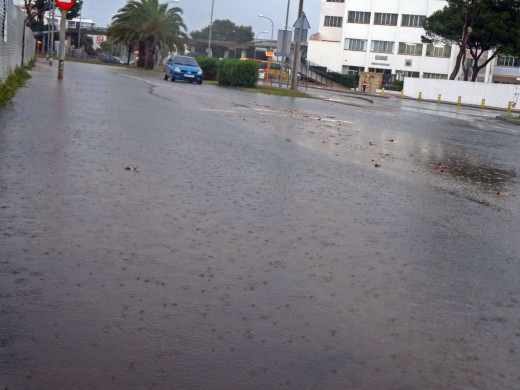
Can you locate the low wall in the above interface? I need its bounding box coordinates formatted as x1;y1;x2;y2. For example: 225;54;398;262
404;78;520;110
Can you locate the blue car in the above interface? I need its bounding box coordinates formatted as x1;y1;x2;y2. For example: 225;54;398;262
164;55;203;84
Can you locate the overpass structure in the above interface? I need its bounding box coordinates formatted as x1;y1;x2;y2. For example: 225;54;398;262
62;28;341;87
69;27;277;59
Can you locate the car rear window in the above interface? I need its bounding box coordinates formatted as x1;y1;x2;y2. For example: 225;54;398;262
173;57;199;66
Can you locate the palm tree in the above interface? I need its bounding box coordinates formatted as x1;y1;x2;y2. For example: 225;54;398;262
108;0;188;69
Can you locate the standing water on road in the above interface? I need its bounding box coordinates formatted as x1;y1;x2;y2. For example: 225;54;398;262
0;61;519;389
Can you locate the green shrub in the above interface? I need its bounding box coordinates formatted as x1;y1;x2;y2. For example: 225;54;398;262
393;80;404;90
381;80;404;91
328;72;358;88
217;59;259;88
0;66;32;107
381;84;402;91
195;56;219;81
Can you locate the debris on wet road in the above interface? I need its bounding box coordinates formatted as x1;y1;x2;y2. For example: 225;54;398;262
0;60;519;390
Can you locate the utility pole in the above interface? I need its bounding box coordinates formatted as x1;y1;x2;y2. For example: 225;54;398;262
49;0;56;65
207;0;215;57
279;0;290;88
77;2;82;55
58;9;67;79
290;0;303;91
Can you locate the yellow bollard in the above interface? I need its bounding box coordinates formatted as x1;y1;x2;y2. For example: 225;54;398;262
507;101;512;113
381;88;385;97
400;90;404;99
481;98;486;110
457;96;462;107
418;92;422;102
437;94;441;104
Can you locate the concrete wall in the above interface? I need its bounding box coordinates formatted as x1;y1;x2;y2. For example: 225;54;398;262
307;39;343;72
404;78;520;109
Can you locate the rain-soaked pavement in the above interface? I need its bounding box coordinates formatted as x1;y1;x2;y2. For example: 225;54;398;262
0;60;519;389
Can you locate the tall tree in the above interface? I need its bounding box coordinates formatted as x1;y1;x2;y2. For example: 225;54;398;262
24;0;82;30
190;19;254;43
466;0;520;81
422;0;487;80
109;0;188;69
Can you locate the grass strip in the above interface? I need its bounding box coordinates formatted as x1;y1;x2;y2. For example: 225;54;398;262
0;61;34;107
503;114;520;120
203;80;310;98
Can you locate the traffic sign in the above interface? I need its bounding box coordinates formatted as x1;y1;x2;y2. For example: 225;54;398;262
56;0;74;10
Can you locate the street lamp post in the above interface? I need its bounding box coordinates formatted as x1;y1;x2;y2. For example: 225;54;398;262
77;2;82;55
254;30;268;60
257;14;274;51
208;0;215;57
49;0;56;64
233;29;237;58
279;0;290;88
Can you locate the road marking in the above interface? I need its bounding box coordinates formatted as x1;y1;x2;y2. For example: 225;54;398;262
259;112;288;117
316;118;353;124
199;109;237;113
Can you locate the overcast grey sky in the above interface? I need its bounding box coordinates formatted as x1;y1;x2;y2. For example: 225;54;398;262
81;0;321;37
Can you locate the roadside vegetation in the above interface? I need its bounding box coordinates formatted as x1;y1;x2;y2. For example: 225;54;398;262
109;0;187;68
0;61;34;107
503;114;520;120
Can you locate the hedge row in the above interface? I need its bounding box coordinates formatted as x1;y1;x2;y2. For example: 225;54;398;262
217;59;259;88
194;56;219;81
381;80;404;91
193;57;259;87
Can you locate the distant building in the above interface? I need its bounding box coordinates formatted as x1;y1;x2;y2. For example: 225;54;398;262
308;0;519;84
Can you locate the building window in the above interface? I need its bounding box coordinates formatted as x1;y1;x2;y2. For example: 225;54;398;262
426;44;451;57
401;14;426;27
398;42;423;55
396;70;420;79
348;11;371;24
346;66;363;75
423;73;448;79
497;55;519;67
371;40;394;53
345;38;368;51
324;16;343;27
326;0;345;2
374;13;398;26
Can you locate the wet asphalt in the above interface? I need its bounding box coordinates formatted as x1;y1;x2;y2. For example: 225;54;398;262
0;59;519;389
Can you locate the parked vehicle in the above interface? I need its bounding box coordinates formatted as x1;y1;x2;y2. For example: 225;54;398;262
241;58;289;80
164;55;203;84
101;55;125;64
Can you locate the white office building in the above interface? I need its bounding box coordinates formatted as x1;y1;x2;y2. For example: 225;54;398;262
307;0;514;83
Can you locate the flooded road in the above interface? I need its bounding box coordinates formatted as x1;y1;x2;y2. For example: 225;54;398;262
0;60;519;389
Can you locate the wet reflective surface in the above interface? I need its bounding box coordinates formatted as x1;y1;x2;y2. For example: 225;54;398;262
0;61;519;389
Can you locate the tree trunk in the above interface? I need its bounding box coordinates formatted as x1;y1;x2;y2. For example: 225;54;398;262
137;41;146;68
126;43;132;66
144;37;155;69
450;45;465;80
471;51;498;82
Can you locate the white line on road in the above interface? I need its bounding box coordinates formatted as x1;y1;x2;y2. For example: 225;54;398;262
316;118;353;124
199;109;237;113
258;113;288;117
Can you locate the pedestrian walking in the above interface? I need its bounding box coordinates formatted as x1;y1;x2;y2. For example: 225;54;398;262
362;78;367;92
